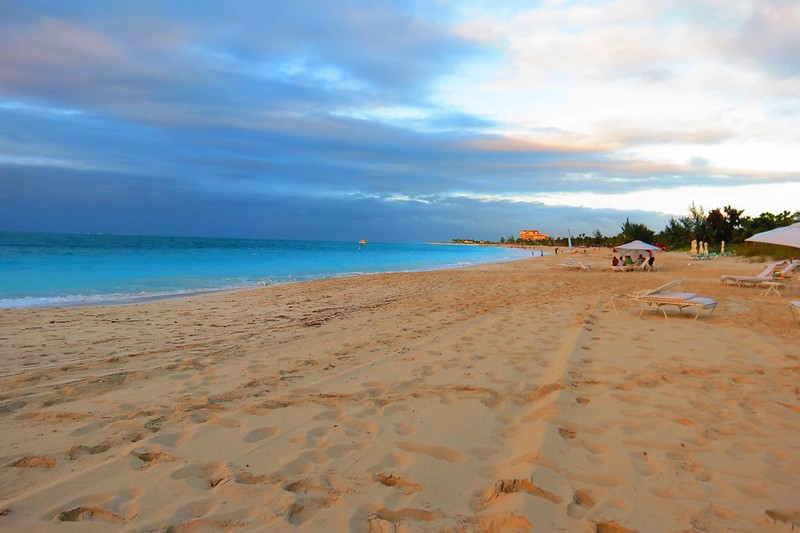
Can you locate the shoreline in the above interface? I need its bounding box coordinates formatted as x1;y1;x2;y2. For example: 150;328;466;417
2;244;533;311
1;249;798;531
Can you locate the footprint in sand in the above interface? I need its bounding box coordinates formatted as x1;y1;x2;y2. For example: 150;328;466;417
558;427;577;440
67;441;113;460
170;461;232;490
150;428;195;448
630;451;662;477
211;416;243;428
480;478;562;509
595;520;638;533
567;488;597;518
234;469;269;485
370;451;412;470
283;478;343;525
130;449;178;469
312;407;344;421
325;441;369;459
281;458;313;476
51;487;143;524
360;504;437;530
243;426;279;443
55;506;125;524
583;441;609;455
8;455;56;468
339;415;378;435
470;447;501;461
300;450;328;465
384;404;410;415
396;442;465;462
374;472;422;494
172;498;219;521
69;421;105;437
393;422;417;436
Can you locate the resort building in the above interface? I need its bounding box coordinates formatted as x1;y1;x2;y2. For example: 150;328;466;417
519;229;549;241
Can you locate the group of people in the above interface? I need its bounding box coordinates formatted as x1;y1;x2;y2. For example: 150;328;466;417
611;251;655;269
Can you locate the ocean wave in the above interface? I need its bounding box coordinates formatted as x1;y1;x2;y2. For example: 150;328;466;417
0;290;207;309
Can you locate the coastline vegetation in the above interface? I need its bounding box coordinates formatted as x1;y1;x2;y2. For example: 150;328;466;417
454;204;799;259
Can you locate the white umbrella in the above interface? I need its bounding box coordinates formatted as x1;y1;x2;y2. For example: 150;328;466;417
615;240;661;253
745;222;800;249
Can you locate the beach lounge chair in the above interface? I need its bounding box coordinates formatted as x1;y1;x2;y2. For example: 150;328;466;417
750;262;798;294
720;260;789;287
610;262;635;272
611;260;651;272
611;280;685;313
791;301;800;324
632;259;654;272
558;258;592;270
611;279;717;320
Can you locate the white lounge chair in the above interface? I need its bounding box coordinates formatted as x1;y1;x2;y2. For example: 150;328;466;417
637;293;717;320
612;279;717;320
558;258;592;270
611;280;685;314
611;262;636;272
632;259;655;272
720;260;790;287
791;301;800;324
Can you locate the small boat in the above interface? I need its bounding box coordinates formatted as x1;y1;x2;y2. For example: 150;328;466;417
358;239;368;244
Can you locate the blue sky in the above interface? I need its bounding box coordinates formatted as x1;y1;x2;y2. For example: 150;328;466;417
1;0;798;242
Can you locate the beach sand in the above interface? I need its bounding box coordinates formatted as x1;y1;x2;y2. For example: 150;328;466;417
1;250;799;532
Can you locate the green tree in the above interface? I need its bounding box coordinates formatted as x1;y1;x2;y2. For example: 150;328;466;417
620;218;656;243
705;208;727;245
688;203;710;242
722;205;746;242
657;216;692;249
742;210;794;236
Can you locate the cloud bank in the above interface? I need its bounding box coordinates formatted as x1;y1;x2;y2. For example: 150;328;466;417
1;0;797;241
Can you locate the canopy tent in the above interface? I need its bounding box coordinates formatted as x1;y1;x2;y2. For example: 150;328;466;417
745;222;800;249
614;240;661;253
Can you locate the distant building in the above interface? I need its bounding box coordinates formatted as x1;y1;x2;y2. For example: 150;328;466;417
519;229;549;241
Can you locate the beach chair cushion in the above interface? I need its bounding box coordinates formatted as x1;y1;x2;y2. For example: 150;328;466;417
637;295;717;319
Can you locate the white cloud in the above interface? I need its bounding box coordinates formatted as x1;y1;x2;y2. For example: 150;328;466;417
436;0;800;180
451;181;800;218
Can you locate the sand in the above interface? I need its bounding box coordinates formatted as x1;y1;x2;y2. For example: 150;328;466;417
1;249;799;532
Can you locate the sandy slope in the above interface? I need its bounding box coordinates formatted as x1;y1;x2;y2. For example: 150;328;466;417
1;250;798;532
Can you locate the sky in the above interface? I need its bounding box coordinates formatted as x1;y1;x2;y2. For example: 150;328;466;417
1;0;798;242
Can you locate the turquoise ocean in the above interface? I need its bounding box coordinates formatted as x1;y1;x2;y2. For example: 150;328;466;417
0;232;532;309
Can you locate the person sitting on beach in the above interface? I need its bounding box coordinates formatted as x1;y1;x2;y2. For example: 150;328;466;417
624;255;633;266
635;254;645;266
612;256;619;267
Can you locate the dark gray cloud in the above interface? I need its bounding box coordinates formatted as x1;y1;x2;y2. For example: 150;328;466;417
0;161;671;241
